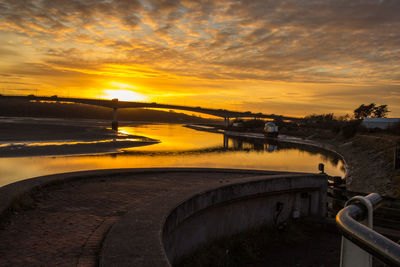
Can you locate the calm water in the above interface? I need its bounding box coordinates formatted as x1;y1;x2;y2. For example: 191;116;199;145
0;122;345;187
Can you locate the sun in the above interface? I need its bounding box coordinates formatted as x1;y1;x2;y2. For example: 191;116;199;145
101;82;147;101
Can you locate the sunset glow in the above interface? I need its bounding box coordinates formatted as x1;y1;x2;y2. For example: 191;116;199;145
101;89;147;102
0;0;399;116
100;81;148;101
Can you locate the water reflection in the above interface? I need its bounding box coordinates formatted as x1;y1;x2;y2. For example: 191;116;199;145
222;134;344;170
119;125;222;151
223;134;272;151
0;123;345;187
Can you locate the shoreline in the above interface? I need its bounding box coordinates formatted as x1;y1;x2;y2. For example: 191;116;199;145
188;124;397;197
2;117;393;197
0;117;159;157
0;140;159;158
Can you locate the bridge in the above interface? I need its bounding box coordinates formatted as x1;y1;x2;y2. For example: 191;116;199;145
0;95;299;130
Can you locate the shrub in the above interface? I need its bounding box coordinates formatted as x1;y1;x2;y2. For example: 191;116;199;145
387;121;400;135
331;125;341;134
341;120;361;138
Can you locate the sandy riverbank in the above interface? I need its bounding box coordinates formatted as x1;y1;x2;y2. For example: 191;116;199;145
0;117;158;157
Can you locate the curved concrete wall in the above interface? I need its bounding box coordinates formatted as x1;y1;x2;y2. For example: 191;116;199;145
0;168;327;266
0;168;284;218
162;174;327;265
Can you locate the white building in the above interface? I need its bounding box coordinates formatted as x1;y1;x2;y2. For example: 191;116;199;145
362;118;400;129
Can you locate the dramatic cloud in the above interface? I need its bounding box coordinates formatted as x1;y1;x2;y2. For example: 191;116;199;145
0;0;399;116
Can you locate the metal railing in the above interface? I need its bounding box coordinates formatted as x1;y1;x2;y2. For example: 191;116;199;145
336;193;400;266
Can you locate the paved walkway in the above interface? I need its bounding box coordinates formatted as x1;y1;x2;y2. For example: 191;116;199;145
0;170;272;266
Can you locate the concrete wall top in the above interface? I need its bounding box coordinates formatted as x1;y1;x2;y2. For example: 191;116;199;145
0;168;327;267
0;168;288;218
100;172;327;266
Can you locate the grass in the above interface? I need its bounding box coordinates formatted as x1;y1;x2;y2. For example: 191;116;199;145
176;224;276;267
282;124;400;197
175;220;340;267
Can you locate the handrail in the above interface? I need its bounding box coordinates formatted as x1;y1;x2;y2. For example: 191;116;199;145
336;193;400;266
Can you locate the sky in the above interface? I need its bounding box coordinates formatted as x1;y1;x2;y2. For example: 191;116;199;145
0;0;399;117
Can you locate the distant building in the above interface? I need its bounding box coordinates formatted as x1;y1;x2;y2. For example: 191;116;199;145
362;118;400;129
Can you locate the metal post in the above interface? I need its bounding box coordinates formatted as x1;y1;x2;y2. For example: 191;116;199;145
340;195;374;267
337;193;400;266
223;134;229;148
224;117;230;127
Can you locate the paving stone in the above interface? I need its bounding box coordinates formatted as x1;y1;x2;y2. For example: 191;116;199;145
0;171;258;265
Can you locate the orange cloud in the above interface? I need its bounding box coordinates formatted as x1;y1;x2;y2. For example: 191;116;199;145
0;0;399;116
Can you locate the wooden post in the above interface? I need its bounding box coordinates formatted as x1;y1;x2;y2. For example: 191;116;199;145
112;108;118;131
112;98;118;131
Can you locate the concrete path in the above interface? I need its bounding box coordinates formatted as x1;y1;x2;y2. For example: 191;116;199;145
0;169;282;266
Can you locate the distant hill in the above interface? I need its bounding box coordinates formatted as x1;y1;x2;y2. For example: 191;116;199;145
0;100;217;123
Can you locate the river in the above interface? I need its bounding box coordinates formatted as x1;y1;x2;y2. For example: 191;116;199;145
0;120;345;187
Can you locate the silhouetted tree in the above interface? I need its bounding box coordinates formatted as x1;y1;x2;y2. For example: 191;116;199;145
337;114;351;121
341;120;362;138
372;104;389;118
354;103;390;119
304;113;334;123
354;103;376;119
273;116;284;126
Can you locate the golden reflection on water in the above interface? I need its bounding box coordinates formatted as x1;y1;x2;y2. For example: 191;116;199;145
0;124;345;187
118;124;222;151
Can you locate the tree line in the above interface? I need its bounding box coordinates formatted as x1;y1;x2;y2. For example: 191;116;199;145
276;103;397;139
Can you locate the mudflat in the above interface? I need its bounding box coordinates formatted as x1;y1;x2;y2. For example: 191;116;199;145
0;118;158;157
0;121;115;141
